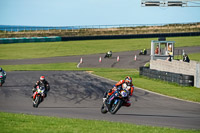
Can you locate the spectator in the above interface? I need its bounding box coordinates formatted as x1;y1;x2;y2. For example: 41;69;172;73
167;53;172;62
168;44;172;52
155;45;159;54
183;54;190;63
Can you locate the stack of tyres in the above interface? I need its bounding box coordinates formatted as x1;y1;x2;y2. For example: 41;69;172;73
138;67;194;86
171;73;178;83
139;67;144;76
143;68;147;76
178;75;194;86
146;68;150;77
165;72;172;82
159;71;166;81
142;67;149;77
150;70;156;79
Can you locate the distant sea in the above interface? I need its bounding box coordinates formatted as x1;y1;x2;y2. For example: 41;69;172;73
0;24;152;32
0;25;79;32
1;22;196;32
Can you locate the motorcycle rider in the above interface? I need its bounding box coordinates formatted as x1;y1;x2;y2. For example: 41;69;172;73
104;51;112;58
32;76;50;98
103;76;134;107
0;67;7;82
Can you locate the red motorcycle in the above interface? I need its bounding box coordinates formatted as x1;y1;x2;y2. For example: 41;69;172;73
32;86;45;108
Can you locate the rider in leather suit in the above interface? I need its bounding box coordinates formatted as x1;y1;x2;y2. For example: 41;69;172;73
32;76;50;98
103;76;134;107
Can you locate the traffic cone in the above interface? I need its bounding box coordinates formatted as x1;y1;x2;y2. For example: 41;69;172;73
117;56;120;62
134;55;137;61
99;57;102;63
77;57;83;68
80;57;83;63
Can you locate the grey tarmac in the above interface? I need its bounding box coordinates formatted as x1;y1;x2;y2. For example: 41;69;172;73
0;71;200;129
1;46;200;69
0;46;200;129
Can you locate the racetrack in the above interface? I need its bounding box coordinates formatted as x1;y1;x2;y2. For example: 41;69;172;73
0;46;200;129
1;46;200;69
0;71;200;129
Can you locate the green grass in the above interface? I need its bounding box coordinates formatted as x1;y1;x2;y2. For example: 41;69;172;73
188;53;200;62
1;36;200;132
174;53;200;62
0;36;200;59
2;62;200;102
0;112;199;133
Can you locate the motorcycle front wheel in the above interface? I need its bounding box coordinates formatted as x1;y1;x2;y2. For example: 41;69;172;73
33;95;41;108
110;99;123;114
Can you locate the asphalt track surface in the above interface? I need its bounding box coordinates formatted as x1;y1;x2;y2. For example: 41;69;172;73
0;46;200;129
1;46;200;69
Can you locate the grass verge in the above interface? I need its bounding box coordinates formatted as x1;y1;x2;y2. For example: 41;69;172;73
175;53;200;62
0;36;200;59
188;53;200;62
2;62;200;102
0;112;199;133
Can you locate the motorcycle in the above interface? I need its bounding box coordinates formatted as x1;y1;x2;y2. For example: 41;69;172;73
32;86;45;108
104;51;112;58
0;72;5;86
101;88;129;114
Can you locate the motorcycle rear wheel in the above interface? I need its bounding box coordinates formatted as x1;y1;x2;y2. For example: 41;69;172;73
101;104;108;114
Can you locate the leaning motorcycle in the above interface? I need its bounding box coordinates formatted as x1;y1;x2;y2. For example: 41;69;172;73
0;72;5;86
32;86;45;108
101;88;129;114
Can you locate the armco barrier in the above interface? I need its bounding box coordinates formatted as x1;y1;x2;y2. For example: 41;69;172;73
61;32;200;41
139;66;194;86
0;36;61;44
1;32;199;43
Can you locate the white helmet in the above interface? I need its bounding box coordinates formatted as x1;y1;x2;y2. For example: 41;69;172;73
122;83;130;90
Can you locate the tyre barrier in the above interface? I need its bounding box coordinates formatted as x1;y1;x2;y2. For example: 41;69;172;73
139;66;194;86
0;36;62;44
61;32;200;41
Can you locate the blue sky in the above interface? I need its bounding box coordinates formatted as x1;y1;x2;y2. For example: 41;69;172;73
0;0;200;26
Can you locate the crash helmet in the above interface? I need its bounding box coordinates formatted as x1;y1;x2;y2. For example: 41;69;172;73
40;76;45;81
125;76;132;86
0;67;2;72
122;83;130;90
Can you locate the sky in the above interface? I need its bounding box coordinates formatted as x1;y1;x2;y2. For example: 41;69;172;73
0;0;200;26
